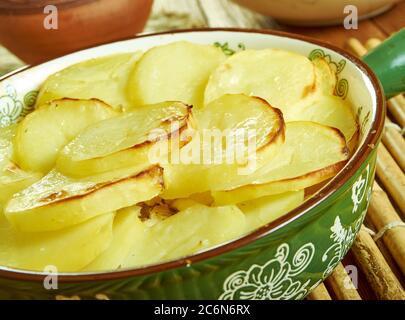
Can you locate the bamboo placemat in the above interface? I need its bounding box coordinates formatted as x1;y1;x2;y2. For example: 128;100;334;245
308;38;405;301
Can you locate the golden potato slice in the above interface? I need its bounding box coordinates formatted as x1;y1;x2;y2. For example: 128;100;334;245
0;163;42;211
213;162;344;205
124;204;245;268
0;212;113;272
204;49;316;110
164;192;213;213
212;121;348;202
162;94;285;199
127;41;226;108
284;94;358;142
238;190;304;232
0;126;42;210
169;198;200;212
14;99;118;173
197;94;284;152
0;124;17;166
36;52;142;110
56;101;193;177
5;166;163;232
313;58;337;95
83;207;145;271
246;121;348;183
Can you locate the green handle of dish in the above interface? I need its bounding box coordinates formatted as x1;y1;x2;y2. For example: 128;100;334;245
363;28;405;99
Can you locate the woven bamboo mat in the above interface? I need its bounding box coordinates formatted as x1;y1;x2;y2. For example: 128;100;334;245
0;0;404;300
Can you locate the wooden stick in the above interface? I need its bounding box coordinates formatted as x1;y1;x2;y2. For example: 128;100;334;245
373;237;405;287
368;182;405;275
383;117;405;172
347;38;368;57
324;263;362;300
351;226;405;300
388;96;405;129
376;143;405;217
306;283;332;300
365;38;383;51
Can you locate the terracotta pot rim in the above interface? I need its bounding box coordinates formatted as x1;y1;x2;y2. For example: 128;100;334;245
0;28;385;283
0;0;102;14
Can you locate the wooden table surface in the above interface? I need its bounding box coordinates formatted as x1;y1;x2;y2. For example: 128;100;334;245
283;1;405;48
143;0;405;48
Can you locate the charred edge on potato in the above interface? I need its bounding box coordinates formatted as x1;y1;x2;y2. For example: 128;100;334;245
77;105;195;161
327;126;350;157
222;159;348;194
38;165;164;205
41;97;115;110
348;128;360;155
302;63;318;98
250;96;286;150
268;160;348;185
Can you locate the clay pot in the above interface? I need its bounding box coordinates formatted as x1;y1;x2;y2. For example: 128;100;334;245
0;0;153;64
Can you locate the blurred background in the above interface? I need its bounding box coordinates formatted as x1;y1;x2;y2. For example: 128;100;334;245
0;0;404;74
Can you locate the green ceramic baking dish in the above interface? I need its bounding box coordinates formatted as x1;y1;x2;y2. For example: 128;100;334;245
0;28;404;300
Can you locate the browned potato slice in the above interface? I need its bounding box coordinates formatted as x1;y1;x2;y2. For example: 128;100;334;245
56;101;193;177
212;121;349;204
5;166;163;232
127;41;226;108
213;163;344;205
204;49;316;111
284;94;358;143
162;94;285;199
15;98;118;173
313;57;337;95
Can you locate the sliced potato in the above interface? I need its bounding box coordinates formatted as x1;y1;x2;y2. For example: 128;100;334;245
162;94;285;199
212;121;348;202
14;98;118;173
0;126;42;210
284;94;358;142
247;121;348;184
0;163;42;210
5;166;163;232
238;190;304;232
0;212;113;272
169;198;200;212
313;58;337;95
36;52;143;110
197;94;284;152
127;41;226;108
124;204;245;268
0;124;17;166
213;162;344;205
204;49;316;110
56;101;193;177
83;207;145;271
